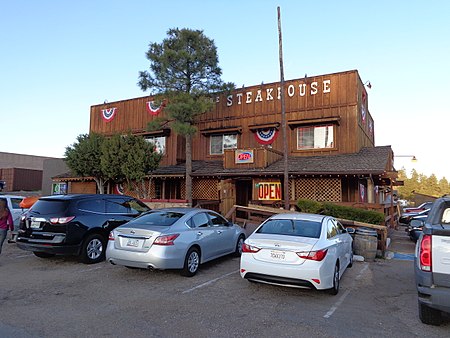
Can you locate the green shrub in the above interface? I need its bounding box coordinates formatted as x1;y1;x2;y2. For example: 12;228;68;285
297;199;384;225
297;199;324;214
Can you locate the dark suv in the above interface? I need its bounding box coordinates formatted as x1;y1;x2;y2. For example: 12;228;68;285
17;194;150;264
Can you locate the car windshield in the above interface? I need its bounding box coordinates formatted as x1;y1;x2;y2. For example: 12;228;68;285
256;219;321;238
128;210;184;227
30;200;70;214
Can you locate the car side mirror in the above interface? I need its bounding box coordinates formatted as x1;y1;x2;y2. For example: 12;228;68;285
345;227;356;234
410;219;424;227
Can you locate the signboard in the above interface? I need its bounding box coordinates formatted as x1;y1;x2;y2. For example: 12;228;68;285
52;183;67;195
257;182;282;200
235;149;254;164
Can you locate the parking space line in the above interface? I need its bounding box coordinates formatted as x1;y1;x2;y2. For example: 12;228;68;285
78;266;103;273
12;254;33;258
182;270;238;294
323;263;369;319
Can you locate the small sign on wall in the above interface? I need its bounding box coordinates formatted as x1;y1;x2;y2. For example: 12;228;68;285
52;183;67;195
257;181;282;200
235;149;254;164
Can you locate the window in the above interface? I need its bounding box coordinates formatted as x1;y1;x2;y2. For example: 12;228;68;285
106;199;130;214
208;212;229;226
327;219;338;238
297;125;334;150
190;212;210;228
78;199;105;213
210;134;238;155
145;136;166;154
256;219;321;238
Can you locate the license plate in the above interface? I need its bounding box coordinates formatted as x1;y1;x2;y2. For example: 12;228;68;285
126;239;140;247
270;250;286;260
30;221;41;229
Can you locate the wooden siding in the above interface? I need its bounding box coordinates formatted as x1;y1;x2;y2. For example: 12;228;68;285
69;181;96;194
89;70;375;164
223;148;283;169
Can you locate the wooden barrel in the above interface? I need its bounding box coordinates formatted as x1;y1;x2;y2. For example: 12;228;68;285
354;227;378;261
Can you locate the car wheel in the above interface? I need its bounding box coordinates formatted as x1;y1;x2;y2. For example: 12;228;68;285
234;235;245;257
80;234;106;264
327;263;340;295
418;301;442;325
181;247;200;277
33;251;55;258
348;251;353;268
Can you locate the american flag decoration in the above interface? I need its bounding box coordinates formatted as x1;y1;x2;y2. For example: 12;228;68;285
146;100;166;116
101;107;117;122
254;128;279;145
113;183;124;195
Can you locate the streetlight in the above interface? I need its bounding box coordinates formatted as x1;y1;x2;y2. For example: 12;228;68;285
395;155;418;162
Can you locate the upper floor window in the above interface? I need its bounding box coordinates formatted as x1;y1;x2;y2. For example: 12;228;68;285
145;136;166;154
210;134;238;155
297;125;334;150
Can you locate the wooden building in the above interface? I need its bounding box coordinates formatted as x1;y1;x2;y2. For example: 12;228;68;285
55;70;397;216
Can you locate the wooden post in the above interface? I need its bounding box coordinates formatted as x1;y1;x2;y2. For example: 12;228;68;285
277;6;289;210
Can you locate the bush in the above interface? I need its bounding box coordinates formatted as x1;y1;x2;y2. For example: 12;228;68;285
297;199;324;214
297;199;384;225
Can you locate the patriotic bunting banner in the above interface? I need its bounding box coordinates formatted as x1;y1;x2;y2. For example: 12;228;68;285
146;100;166;116
254;128;279;145
113;183;124;195
101;107;117;122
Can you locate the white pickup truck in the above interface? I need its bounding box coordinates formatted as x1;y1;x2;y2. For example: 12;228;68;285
0;194;26;228
415;196;450;325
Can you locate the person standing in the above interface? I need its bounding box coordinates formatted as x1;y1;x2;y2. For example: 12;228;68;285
0;199;14;254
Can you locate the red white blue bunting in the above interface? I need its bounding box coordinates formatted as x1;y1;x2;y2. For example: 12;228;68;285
101;108;117;122
113;183;124;195
146;100;166;116
254;128;279;145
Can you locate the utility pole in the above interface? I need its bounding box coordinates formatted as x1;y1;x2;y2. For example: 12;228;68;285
278;6;289;210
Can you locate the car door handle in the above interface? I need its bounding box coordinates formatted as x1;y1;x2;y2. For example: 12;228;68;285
197;231;203;236
217;230;223;234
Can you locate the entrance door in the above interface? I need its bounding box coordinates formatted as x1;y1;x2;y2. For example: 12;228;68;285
219;179;236;216
236;179;252;218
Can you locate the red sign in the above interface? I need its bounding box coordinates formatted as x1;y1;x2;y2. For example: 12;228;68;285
235;150;254;164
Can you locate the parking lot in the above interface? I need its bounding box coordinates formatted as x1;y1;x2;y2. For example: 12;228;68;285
0;230;449;338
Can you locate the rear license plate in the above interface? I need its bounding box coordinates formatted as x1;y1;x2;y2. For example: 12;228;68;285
30;221;41;229
126;239;140;247
270;250;286;260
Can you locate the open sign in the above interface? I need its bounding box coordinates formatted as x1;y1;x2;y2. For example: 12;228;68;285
258;182;282;200
235;150;254;163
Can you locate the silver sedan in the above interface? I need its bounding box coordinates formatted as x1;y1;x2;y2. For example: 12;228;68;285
106;208;246;276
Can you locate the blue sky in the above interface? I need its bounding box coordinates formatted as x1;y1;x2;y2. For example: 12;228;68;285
1;1;449;179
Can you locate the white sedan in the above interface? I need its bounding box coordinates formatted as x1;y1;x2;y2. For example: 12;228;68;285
240;213;354;295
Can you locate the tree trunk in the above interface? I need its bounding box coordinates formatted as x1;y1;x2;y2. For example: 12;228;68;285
186;134;193;206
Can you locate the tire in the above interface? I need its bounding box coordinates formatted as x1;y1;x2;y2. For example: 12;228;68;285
348;251;353;268
418;302;442;326
181;247;200;277
80;233;106;264
33;251;55;258
234;235;245;257
327;263;340;295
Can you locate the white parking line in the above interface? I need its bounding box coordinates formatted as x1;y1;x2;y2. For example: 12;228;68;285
323;264;369;319
12;254;33;258
182;270;238;294
78;266;103;273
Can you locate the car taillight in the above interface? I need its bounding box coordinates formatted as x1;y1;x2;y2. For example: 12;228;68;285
242;243;261;253
297;249;328;261
108;231;115;241
49;216;75;224
154;234;179;245
419;235;432;272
